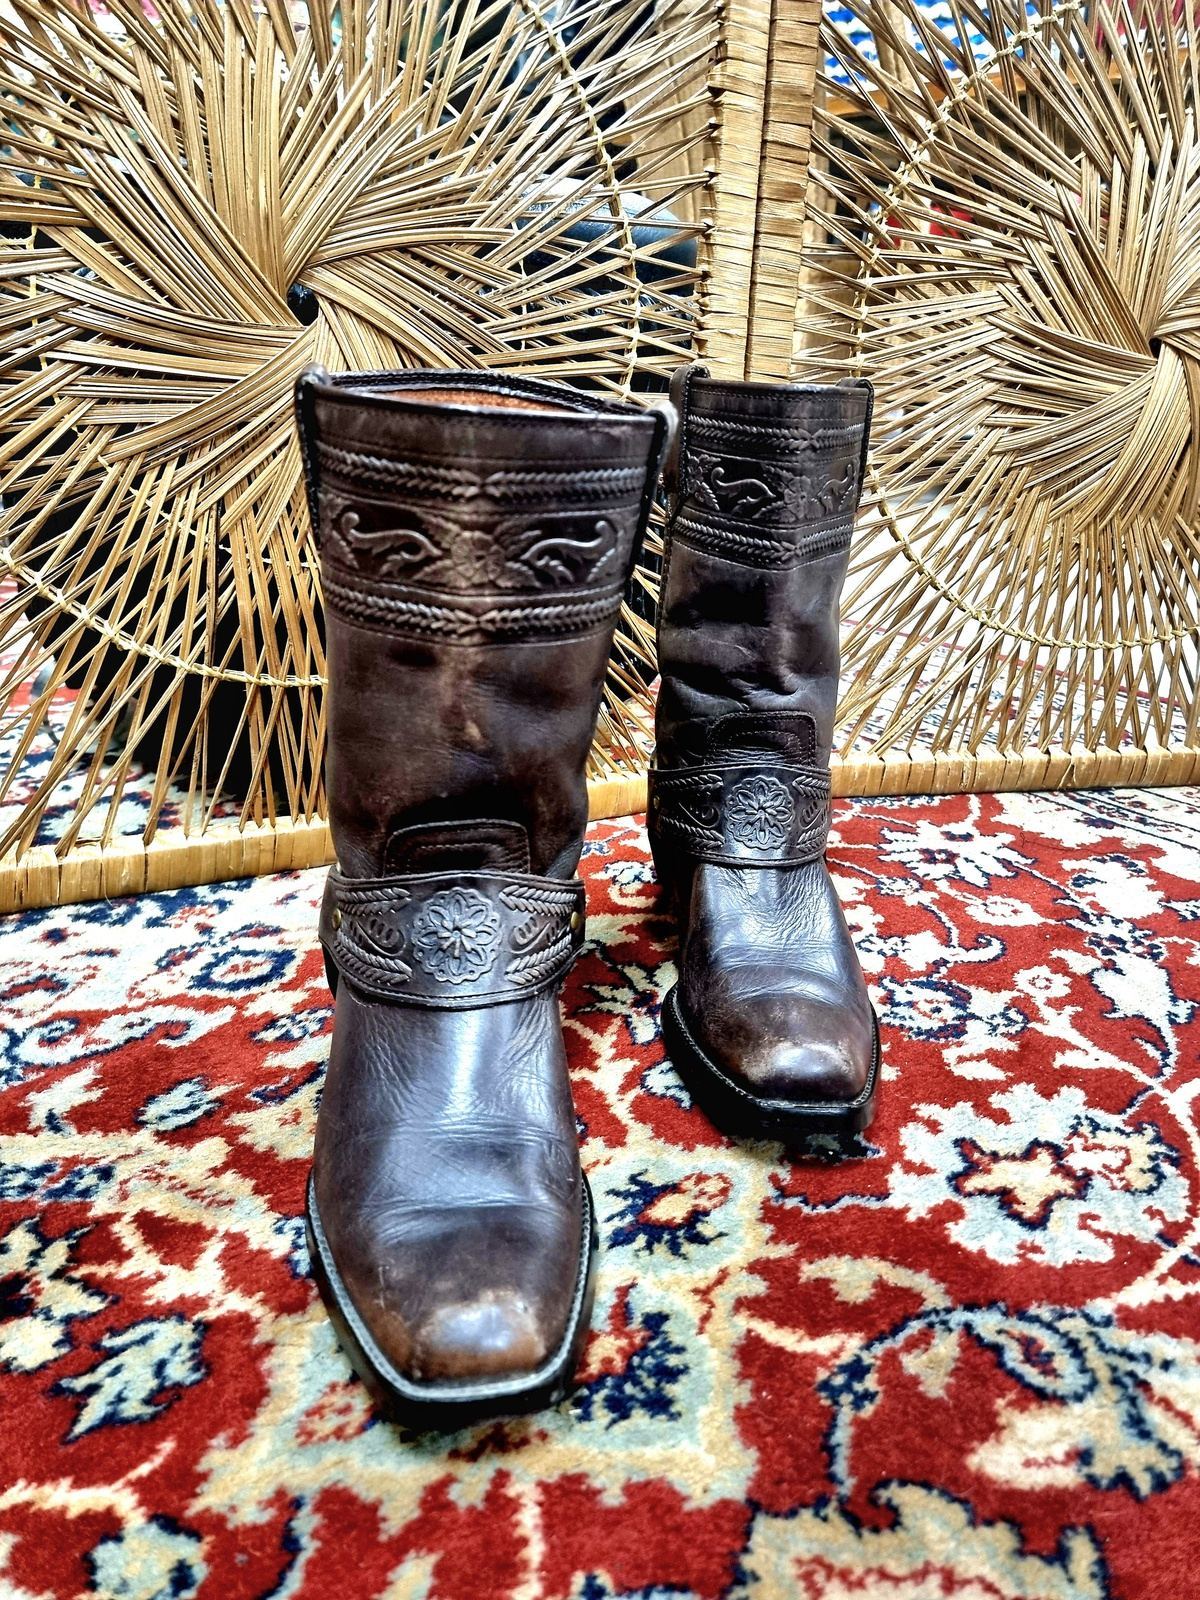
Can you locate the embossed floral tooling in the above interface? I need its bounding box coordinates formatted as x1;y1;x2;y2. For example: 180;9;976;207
725;774;796;850
409;887;503;984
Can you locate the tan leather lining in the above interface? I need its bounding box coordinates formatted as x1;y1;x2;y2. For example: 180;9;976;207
384;386;575;415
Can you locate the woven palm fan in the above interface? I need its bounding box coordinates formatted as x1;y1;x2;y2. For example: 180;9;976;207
0;0;716;892
797;0;1200;793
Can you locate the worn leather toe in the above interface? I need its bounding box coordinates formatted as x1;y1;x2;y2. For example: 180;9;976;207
688;986;873;1103
331;1197;579;1386
418;1292;551;1382
313;985;583;1393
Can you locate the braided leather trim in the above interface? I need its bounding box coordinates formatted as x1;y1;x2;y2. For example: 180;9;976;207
322;572;622;642
688;414;863;451
672;512;852;570
320;867;585;1008
316;441;648;504
648;761;831;866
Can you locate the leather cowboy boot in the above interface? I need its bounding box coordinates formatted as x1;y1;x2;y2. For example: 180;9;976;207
649;363;878;1142
295;367;667;1427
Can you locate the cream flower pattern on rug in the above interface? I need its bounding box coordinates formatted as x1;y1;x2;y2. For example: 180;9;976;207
888;1084;1187;1266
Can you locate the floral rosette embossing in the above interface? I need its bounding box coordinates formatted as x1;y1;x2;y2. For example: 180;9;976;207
410;887;502;983
726;773;795;850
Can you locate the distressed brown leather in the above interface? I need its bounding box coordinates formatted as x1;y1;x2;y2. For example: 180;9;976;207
296;368;665;1400
650;364;876;1126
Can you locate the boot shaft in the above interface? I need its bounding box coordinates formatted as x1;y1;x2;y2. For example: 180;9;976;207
655;366;872;768
297;369;667;879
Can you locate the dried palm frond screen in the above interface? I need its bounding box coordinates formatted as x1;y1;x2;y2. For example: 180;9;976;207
798;0;1200;794
0;0;724;907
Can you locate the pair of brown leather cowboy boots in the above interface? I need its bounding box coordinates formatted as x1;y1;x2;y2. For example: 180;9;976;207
295;362;877;1430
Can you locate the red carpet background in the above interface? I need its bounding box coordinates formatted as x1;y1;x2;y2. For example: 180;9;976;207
1;788;1198;1599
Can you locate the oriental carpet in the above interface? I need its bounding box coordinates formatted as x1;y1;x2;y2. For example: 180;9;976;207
1;788;1198;1599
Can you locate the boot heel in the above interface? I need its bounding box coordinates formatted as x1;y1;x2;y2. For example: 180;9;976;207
648;826;686;911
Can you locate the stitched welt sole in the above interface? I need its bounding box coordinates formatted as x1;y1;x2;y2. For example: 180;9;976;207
662;984;879;1144
305;1171;598;1433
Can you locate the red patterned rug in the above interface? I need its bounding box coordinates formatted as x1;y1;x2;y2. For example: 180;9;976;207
1;788;1198;1599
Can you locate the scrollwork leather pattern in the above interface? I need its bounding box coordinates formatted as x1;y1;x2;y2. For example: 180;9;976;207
325;499;625;590
300;369;657;645
319;868;585;1008
312;438;643;639
671;395;865;569
689;451;859;527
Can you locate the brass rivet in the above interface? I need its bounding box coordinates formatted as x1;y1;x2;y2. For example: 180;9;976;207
332;907;342;930
570;911;582;932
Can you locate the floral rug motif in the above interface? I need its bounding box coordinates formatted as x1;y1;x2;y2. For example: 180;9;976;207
1;787;1198;1599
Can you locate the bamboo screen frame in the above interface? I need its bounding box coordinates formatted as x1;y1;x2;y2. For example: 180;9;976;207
1;0;1197;912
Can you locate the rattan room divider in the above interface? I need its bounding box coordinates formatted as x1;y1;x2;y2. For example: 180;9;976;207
1;0;1197;911
793;0;1200;805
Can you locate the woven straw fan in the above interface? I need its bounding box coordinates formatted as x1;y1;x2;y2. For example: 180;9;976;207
797;0;1200;793
0;0;716;877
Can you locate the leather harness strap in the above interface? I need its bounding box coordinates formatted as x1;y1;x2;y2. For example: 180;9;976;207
648;760;831;867
320;867;585;1008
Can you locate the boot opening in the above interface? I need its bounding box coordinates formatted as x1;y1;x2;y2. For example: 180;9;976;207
383;385;576;415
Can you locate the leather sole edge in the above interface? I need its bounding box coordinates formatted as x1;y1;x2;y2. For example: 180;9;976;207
305;1170;599;1432
662;984;879;1143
